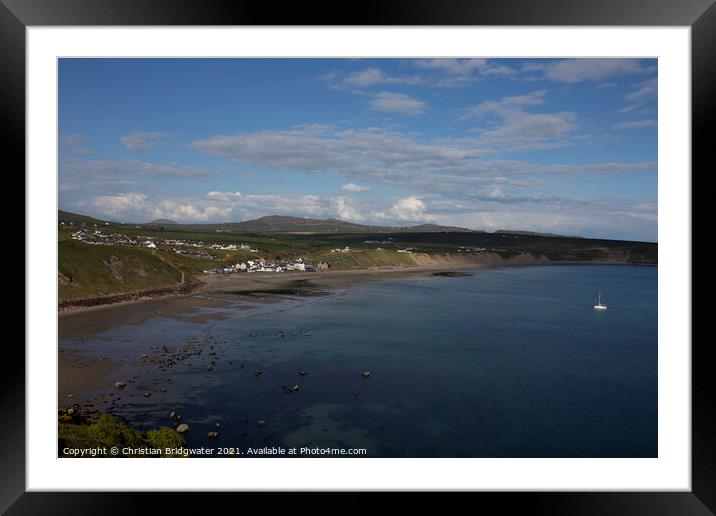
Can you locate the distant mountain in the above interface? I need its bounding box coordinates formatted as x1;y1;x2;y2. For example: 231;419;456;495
147;219;178;225
494;229;583;238
198;215;476;234
411;223;482;233
58;210;474;233
58;210;109;225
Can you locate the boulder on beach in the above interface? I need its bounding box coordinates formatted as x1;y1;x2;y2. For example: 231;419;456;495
283;384;300;394
176;423;189;433
114;382;126;389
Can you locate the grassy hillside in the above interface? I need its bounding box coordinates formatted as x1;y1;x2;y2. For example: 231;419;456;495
59;240;182;302
58;210;109;226
154;249;217;281
311;249;417;269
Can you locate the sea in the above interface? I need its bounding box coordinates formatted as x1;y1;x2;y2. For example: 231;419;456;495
59;265;658;458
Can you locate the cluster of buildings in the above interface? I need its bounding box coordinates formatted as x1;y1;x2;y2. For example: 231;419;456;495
68;227;337;275
69;229;259;260
70;229;146;248
456;246;506;252
204;258;329;275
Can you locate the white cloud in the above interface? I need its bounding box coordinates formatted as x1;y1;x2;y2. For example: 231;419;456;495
488;187;505;199
324;67;423;89
469;90;547;115
467;91;577;151
412;59;515;86
82;190;328;223
341;182;371;193
343;68;385;87
416;58;483;74
85;193;154;220
72;188;656;241
427;197;658;241
369;92;426;115
322;60;515;91
190;126;654;199
388;196;429;221
524;59;651;83
620;78;658;113
121;131;165;152
333;196;365;222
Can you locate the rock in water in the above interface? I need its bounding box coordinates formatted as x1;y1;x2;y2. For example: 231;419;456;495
176;424;189;433
361;371;370;378
299;371;308;376
207;431;219;438
143;392;151;398
255;369;263;377
257;419;266;427
114;382;127;389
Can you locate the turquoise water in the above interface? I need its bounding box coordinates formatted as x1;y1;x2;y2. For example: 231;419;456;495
61;265;657;457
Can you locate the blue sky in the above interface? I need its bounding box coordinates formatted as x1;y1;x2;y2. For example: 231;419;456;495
59;58;657;241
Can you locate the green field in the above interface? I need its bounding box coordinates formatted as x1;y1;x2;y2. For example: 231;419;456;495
94;224;656;264
59;240;182;302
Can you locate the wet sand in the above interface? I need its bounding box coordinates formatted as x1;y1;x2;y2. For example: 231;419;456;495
59;351;119;400
59;263;472;327
59;294;232;339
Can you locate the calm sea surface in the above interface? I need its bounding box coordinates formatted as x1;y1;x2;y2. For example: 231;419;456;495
60;265;657;457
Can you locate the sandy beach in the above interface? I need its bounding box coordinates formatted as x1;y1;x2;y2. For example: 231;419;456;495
59;259;483;316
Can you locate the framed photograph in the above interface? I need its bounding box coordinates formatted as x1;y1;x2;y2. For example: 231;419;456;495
7;0;710;513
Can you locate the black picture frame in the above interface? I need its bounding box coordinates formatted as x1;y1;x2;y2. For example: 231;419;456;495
5;0;710;513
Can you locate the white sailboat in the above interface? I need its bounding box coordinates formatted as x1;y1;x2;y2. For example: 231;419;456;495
594;292;608;311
